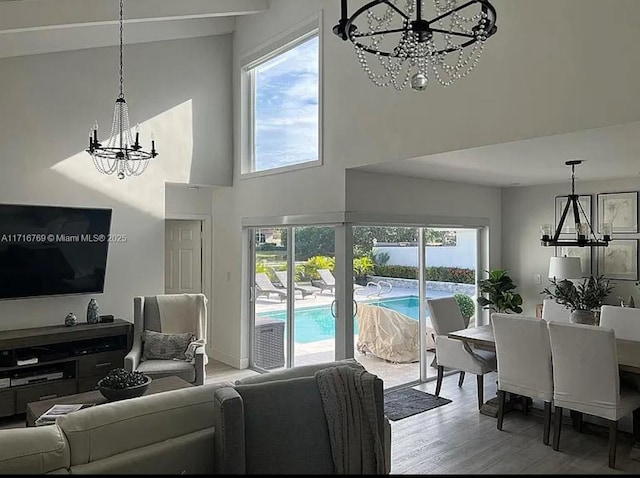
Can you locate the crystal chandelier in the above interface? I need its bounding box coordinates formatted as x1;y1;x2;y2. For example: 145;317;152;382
87;0;157;179
540;161;612;248
333;0;498;91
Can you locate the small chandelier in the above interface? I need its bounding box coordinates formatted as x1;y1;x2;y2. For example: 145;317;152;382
541;161;612;248
87;0;157;179
333;0;498;92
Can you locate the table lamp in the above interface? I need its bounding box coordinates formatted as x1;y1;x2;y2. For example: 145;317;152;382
548;256;582;280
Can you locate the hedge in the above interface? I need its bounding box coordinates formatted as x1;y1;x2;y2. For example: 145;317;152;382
373;265;475;284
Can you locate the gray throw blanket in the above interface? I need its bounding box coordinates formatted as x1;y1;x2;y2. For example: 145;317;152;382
315;366;386;474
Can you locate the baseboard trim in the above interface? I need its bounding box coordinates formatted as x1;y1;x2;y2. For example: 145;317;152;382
211;349;249;369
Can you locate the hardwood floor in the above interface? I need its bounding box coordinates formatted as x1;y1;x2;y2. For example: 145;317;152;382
391;371;640;474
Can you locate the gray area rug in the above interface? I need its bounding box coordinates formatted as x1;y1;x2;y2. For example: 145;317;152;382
384;388;452;421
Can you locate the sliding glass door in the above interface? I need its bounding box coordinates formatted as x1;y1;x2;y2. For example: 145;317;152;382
250;225;338;371
247;222;482;385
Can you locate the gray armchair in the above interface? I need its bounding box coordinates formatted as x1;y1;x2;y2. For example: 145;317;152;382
125;294;208;386
213;360;391;474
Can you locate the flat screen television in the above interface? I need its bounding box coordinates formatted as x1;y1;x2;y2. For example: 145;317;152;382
0;204;112;300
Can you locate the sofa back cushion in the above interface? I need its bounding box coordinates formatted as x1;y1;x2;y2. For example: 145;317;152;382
236;376;334;474
57;383;226;470
236;358;362;385
0;426;70;474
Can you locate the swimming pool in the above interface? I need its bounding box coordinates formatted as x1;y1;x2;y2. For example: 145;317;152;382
257;295;435;344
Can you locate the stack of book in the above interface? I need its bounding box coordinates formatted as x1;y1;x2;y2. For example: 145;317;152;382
35;403;94;426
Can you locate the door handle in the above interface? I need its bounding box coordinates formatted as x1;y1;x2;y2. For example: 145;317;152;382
353;300;358;318
330;300;337;318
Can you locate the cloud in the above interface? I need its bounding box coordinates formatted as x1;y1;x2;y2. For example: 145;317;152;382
254;36;319;171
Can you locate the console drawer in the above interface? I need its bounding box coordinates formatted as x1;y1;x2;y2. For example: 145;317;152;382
0;390;14;418
78;351;126;378
16;380;77;413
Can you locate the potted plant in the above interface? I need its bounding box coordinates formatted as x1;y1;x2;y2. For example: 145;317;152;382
541;275;613;325
477;269;523;314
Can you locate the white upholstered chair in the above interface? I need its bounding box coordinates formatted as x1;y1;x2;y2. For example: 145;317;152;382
492;314;553;445
541;298;572;323
125;294;208;386
547;321;640;468
427;297;497;409
600;305;640;341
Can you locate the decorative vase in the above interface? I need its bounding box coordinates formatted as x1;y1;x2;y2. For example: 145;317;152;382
87;298;100;324
64;312;77;327
570;309;596;326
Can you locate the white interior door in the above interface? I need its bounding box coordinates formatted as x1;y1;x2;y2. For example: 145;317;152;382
165;220;203;294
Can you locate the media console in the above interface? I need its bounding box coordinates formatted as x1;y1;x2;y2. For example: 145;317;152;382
0;319;132;418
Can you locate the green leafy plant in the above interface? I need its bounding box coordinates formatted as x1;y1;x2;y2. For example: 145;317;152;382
454;293;475;320
477;269;523;314
353;256;374;281
541;275;613;311
372;265;475;284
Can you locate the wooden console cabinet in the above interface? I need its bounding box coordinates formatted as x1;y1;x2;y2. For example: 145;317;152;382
0;319;132;417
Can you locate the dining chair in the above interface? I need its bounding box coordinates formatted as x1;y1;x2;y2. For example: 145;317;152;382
547;321;640;468
599;305;640;393
427;297;497;409
541;298;572;323
492;314;553;445
600;305;640;341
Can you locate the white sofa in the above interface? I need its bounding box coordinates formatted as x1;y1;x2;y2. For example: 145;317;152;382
0;382;229;474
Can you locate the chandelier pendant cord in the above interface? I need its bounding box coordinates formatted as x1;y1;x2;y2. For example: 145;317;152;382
119;0;124;99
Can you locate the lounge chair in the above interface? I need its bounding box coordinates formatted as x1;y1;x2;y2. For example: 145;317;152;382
314;269;336;294
272;270;320;299
314;269;365;295
255;272;287;302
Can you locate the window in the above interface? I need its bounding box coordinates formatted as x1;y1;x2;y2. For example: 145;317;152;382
244;31;320;175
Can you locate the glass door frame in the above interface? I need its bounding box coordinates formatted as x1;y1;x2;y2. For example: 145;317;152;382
243;213;490;377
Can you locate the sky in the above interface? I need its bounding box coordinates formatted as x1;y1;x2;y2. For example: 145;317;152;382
254;36;319;172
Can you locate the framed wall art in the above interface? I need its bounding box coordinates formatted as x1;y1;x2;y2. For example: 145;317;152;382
597;192;638;234
597;239;638;281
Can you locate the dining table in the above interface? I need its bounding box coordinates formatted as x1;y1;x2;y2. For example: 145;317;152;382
448;324;640;461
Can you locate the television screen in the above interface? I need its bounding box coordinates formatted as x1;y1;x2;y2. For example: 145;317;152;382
0;204;112;300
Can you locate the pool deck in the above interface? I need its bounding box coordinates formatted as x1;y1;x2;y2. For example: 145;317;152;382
255;284;465;313
255;285;476;388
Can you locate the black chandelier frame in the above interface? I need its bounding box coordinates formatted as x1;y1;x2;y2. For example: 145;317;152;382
333;0;498;56
541;160;611;248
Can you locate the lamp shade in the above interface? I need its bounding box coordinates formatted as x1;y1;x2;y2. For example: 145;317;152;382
548;256;582;280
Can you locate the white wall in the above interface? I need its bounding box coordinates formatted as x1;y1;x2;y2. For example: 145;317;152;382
166;184;213;217
502;178;640;316
0;36;232;330
374;229;477;269
236;0;640;170
210;0;640;368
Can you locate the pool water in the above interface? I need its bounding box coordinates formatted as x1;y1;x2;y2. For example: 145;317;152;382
257;295;433;344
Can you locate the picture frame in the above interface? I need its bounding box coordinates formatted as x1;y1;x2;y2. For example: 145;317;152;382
597;191;638;234
556;246;592;277
555;195;591;235
597;239;639;281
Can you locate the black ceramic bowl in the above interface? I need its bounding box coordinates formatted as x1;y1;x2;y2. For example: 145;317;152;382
97;375;152;401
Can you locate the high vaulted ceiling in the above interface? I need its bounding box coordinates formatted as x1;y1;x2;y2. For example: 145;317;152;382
0;0;269;59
